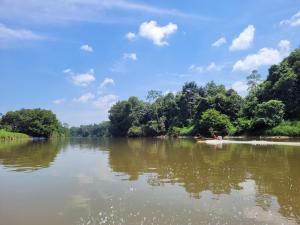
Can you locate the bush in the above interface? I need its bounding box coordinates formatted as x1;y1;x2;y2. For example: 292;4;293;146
235;118;253;134
253;100;285;129
265;121;300;136
127;126;143;137
168;125;195;137
197;109;234;136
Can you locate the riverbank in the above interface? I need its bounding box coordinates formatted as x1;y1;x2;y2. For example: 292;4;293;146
0;129;30;141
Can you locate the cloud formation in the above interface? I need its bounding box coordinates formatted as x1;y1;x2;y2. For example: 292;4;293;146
125;32;137;40
100;78;115;89
52;98;65;104
73;93;95;103
212;37;226;47
0;23;44;43
229;25;255;51
80;44;93;52
64;69;96;86
138;20;178;46
0;0;188;24
123;53;137;61
280;11;300;27
232;81;248;93
93;94;118;110
233;40;290;71
189;62;223;73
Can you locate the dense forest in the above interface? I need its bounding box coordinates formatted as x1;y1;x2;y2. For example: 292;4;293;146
71;48;300;138
1;48;300;139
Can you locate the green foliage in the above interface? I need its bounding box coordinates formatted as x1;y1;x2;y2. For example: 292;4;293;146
207;89;243;120
71;48;300;137
0;109;61;138
168;125;195;137
197;109;234;136
127;126;143;137
109;100;134;136
265;121;300;136
0;129;29;140
235;118;253;134
70;121;110;138
256;49;300;119
143;117;166;136
253;100;285;129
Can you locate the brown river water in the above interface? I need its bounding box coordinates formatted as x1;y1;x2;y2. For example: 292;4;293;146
0;138;299;225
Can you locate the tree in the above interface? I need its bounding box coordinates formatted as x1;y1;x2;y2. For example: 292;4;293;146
247;70;261;91
207;89;243;120
109;100;132;136
177;82;201;126
0;109;61;138
196;109;234;136
253;100;285;128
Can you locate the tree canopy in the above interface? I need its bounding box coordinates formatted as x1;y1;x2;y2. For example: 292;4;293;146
0;108;67;138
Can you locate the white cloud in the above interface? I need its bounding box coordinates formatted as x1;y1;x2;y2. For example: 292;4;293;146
123;53;137;61
125;32;137;40
0;23;44;42
206;62;223;72
0;0;189;24
280;11;300;27
138;20;178;46
232;81;248;93
189;62;223;73
64;69;96;86
63;68;72;74
93;94;118;110
52;98;65;104
212;37;226;47
80;44;93;52
188;64;204;73
73;92;95;103
229;25;255;51
278;40;290;53
233;40;290;71
100;78;115;88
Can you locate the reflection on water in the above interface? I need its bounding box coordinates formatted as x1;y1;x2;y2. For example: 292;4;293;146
0;138;299;225
0;140;67;172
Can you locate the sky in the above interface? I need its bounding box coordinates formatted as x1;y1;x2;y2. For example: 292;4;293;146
0;0;299;126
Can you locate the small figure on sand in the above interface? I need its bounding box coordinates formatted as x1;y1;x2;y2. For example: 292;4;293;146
212;132;222;140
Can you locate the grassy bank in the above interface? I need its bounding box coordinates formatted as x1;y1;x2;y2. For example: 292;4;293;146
0;129;30;141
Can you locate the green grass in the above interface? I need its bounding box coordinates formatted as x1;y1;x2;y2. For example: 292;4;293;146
0;129;30;141
265;121;300;137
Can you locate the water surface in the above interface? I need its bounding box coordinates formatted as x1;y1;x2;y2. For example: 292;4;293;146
0;138;299;225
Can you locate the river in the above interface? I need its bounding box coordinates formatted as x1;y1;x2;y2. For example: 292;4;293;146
0;138;299;225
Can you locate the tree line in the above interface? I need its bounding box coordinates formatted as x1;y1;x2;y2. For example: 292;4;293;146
1;48;299;138
105;48;300;137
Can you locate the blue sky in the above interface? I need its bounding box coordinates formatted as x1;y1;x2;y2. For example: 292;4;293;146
0;0;299;126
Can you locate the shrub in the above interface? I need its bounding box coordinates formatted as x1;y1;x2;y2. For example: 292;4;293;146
197;109;234;136
265;121;300;136
127;126;143;137
168;125;195;137
235;118;253;134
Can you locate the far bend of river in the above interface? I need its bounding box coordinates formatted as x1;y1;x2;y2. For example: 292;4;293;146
0;138;300;225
